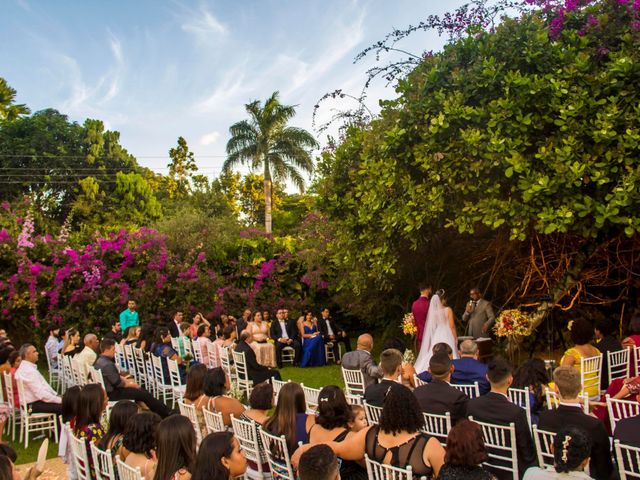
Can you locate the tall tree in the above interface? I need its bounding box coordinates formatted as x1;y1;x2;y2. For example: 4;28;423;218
0;78;29;124
224;91;318;234
167;136;198;198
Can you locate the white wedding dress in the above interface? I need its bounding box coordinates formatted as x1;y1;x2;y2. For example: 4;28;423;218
414;294;458;374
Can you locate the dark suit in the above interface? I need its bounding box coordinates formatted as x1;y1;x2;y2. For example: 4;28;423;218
467;392;536;479
236;318;249;338
167;319;180;338
538;405;613;480
269;320;301;368
317;316;351;359
364;379;407;407
451;357;490;395
413;379;469;425
235;340;281;384
596;335;622;390
615;413;640;447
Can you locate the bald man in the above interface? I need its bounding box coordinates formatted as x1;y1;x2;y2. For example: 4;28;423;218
75;333;99;381
340;334;383;387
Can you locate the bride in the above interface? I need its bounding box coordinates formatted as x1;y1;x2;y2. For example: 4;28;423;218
414;289;458;373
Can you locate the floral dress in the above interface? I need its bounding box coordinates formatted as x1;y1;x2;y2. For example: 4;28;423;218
76;422;106;479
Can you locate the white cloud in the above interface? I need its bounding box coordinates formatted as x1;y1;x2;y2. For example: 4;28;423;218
181;5;227;40
200;131;220;146
193;65;250;113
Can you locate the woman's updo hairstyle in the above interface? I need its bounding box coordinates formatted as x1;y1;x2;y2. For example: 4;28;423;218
553;426;591;473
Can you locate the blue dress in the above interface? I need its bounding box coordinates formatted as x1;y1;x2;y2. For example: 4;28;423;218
301;325;326;367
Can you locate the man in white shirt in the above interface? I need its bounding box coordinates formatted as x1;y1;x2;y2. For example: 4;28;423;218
269;308;301;368
74;333;99;381
14;343;62;414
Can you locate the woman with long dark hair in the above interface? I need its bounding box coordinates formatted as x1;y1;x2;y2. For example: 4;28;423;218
74;384;108;478
511;359;549;424
137;324;156;352
299;311;326;368
264;382;315;454
123;412;161;479
153;415;196;480
192;432;246;480
61;328;82;356
98;400;138;459
183;364;209;436
202;367;244;426
151;327;184;383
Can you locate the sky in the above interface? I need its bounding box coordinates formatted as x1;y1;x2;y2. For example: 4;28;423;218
1;0;467;182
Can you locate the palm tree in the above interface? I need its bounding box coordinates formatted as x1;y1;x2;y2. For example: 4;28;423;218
224;91;318;234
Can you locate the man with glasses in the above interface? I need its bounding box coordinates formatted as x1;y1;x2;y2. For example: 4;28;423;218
461;287;495;338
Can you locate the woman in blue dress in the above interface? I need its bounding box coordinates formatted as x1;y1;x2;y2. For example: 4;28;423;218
151;327;186;383
300;312;326;367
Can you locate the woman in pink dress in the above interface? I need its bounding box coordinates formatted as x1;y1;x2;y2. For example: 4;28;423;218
246;311;276;368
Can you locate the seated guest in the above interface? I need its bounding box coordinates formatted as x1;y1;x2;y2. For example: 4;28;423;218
121;326;140;346
183;364;209;436
196;324;214;366
318;308;351;361
98;400;138;459
413;353;469;425
151;327;185;383
203;367;245;427
382;337;416;389
14;344;61;414
190;312;210;339
300;312;326;367
466;356;536;480
364;348;407;407
298;444;341;480
192;431;247;480
236;308;251;338
523;426;592;480
44;323;63;369
417;342;453;383
560;318;600;398
74;334;99;381
176;322;193;358
61;328;82;357
240;381;273;426
438;419;497;480
594;317;622;390
451;339;490;394
123;412;161;479
341;334;383;387
104;319;122;343
154;415;196;480
265;382;315;454
136;323;156;352
95;338;172;417
247;311;277;367
235;331;281;383
537;367;613;480
511;358;549;426
615;412;640;447
270;308;302;368
222;325;237;349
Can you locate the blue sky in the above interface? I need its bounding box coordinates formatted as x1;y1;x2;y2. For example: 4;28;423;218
2;0;466;180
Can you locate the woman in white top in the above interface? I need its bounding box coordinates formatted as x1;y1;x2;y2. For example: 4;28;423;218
523;426;592;479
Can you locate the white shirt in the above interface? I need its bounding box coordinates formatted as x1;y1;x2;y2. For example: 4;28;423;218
324;318;335;336
45;336;62;368
14;360;61;404
279;321;289;340
75;346;97;381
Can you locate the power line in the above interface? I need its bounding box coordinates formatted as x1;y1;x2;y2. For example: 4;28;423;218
0;154;228;159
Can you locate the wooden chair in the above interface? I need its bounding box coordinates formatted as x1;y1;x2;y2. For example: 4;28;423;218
545;388;589;413
259;427;296;480
580;354;602;399
507;387;532;428
123;344;137;383
16;378;59;448
115;455;143;480
281;346;295;366
608;349;630;384
421;412;451;446
271;378;289;402
341;367;366;396
471;417;518;480
220;345;236;384
91;442;116;480
232;349;254;398
365;454;415;480
363;401;383;426
191;339;204;364
167;357;185;406
150;354;174;406
452;382;480;399
345;393;363;405
3;372;20;440
616;439;640;479
69;432;91;480
301;383;320;414
532;425;556;468
231;414;270;480
203;407;226;434
178;400;203;444
44;346;61;392
607;394;640;434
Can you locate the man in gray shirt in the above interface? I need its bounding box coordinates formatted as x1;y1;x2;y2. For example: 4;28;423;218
341;334;383;388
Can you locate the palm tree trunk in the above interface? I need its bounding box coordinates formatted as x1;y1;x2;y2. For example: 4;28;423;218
264;176;272;234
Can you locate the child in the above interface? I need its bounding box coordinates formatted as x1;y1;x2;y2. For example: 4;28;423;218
349;404;367;432
59;386;81;480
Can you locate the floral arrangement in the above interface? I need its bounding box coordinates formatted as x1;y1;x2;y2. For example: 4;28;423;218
401;312;417;337
403;349;415;365
493;309;532;337
227;381;245;402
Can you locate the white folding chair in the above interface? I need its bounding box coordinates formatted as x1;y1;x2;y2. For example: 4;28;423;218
191;339;204;364
452;382;480;399
365;454;414;480
581;354;602;399
545;388;589;414
532;425;556;468
413;375;426;387
421;412;451;446
123;344;137;383
91;442;116;480
363;401;383;426
16;378;59;448
259;427;295;480
281;346;295;366
115;455;143;480
470;417;518;480
507;387;532;428
271;378;289;402
232;350;254;398
220;345;237;385
3;372;20;440
608;349;630;384
170;337;180;351
325;342;335;363
231;415;270;480
151;354;174;405
132;347;147;390
144;355;156;397
167;358;185;406
607;394;640;434
114;344;127;373
61;354;75;390
203;407;226;434
341;367;366;396
345;393;363;405
44;347;61;392
207;341;220;368
616;439;640;479
70;432;91;480
178;400;203;444
301;383;320;414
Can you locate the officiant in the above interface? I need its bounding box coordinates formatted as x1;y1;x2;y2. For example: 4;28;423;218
462;288;495;339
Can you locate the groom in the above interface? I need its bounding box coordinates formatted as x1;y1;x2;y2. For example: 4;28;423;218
412;282;432;353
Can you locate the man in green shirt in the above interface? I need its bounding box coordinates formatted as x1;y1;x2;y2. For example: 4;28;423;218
119;299;139;332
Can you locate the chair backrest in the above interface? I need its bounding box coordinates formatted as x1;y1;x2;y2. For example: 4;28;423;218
89;367;107;392
16;379;29;417
61;354;75;388
191;339;204;364
219;345;234;382
132;348;146;381
545;388;589;414
3;372;15;410
151;354;167;385
167;358;183;389
364;454;413;480
114;344;126;372
580;354;602;398
91;442;116;480
452;382;480;399
115;455;143;480
301;383;320;413
231;414;267;476
470;417;518;480
608;349;630;384
70;433;92;480
616;439;640;480
413;375;426;387
207;342;219;369
70;357;86;387
345;393;363;405
123;344;136;379
203;407;226;434
607;394;640;434
507;387;532;428
363;401;383;426
341;367;366;396
170;337;180;351
232;349;253;394
259;427;295;480
421;412;451;446
532;425;556;468
178;400;202;443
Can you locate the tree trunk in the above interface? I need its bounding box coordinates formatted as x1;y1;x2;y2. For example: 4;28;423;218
264;177;272;234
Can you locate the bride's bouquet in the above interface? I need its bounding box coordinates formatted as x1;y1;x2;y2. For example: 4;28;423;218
401;312;417;337
493;309;532;337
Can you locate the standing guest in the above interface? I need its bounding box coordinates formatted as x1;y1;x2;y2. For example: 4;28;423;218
466;356;536;480
137;324;156;352
192;432;247;480
121;326;141;346
176;323;193;359
152;327;185;383
203;367;246;427
104;319;123;343
153;415;196;480
364;349;406;407
265;382;315;454
437;419;497;480
189;313;210;339
236;309;251;337
559;319;601;398
74;334;99;382
44;323;63;369
523;426;592;480
61;328;82;357
235;331;281;383
14;344;61;414
412;283;432;351
298;444;341;480
300;312;326;367
462;288;496;339
196;324;213;366
511;359;549;426
341;334;383;387
246;311;277;367
537;367;612;480
167;311;184;338
240;381;273;426
594;318;622;390
451;339;490;395
74;383;107;478
119;299;139;333
123;412;161;479
270;308;302;368
414;353;469;425
183;364;209;436
95;338;172;418
98;400;138;460
318;308;351;362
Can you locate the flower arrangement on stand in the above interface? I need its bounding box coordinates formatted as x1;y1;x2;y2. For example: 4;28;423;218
401;313;417;337
493;308;532;363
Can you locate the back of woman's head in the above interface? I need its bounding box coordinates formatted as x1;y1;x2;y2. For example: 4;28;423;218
445;419;487;467
379;384;423;435
99;400;138;450
316;385;352;430
138;324;156;351
197;324;207;337
248;382;273;410
511;358;549;405
203;367;227;397
222;325;235;340
569;319;593;345
184;364;207;401
62;385;82;423
0;455;12;479
75;383;106;430
553;426;591;473
153;415;196;480
123;412;161;456
265;382;306;452
154;327;169;346
192;432;241;480
8;350;20;368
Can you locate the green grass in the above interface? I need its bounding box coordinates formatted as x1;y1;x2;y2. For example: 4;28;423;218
280;364;344;389
9;432;59;465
